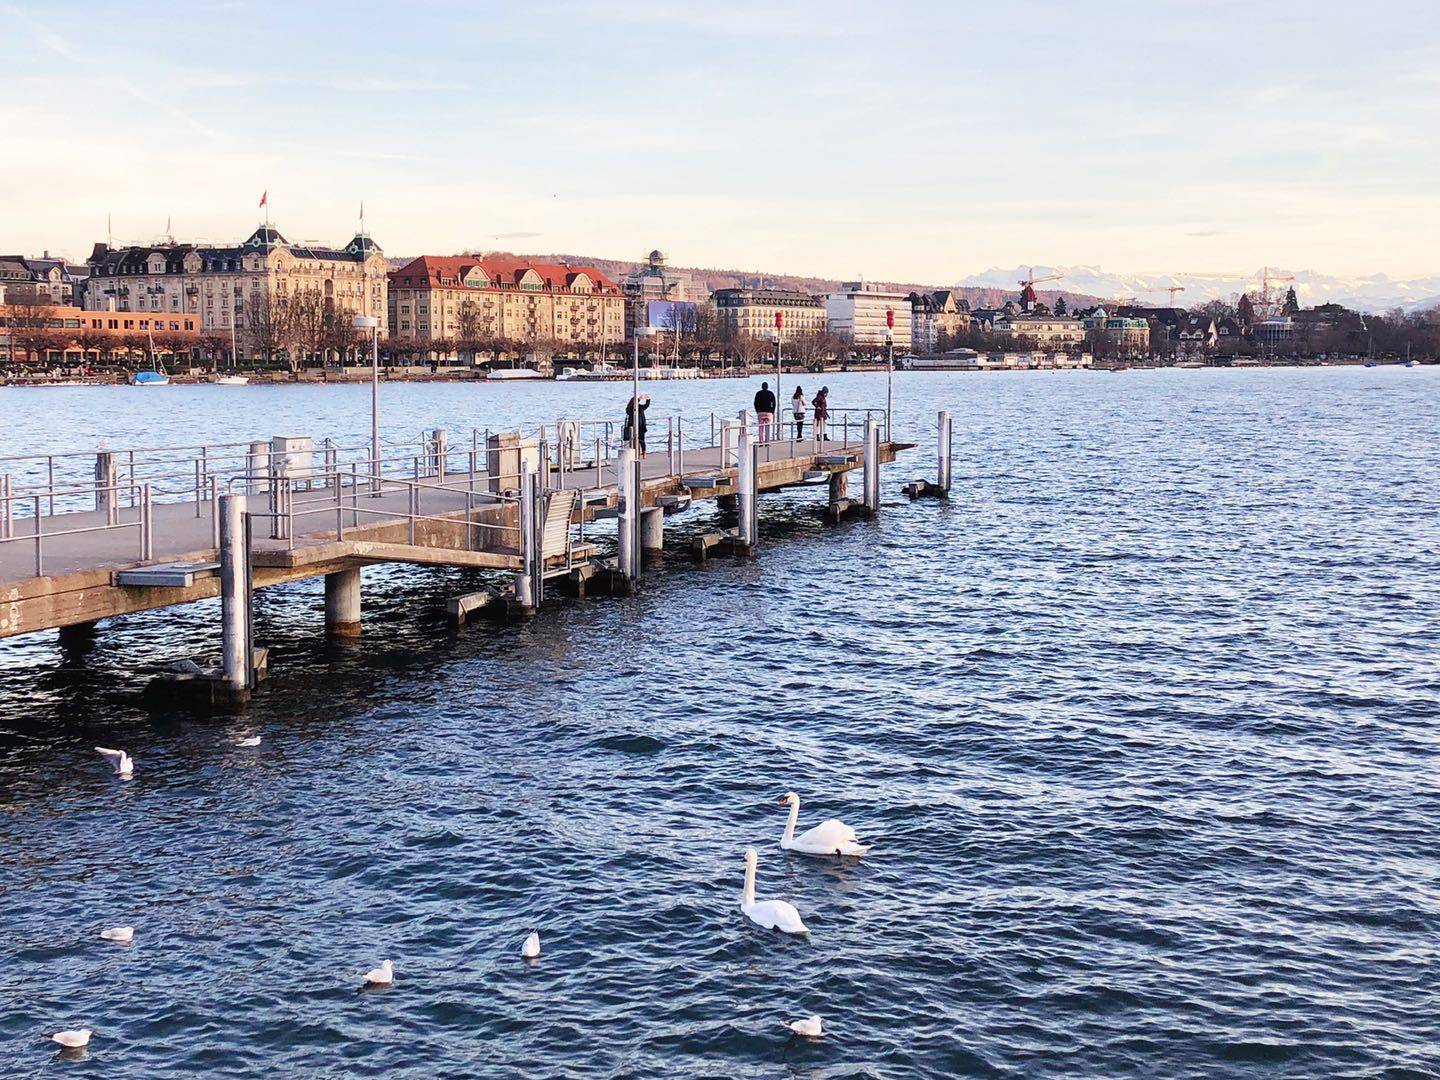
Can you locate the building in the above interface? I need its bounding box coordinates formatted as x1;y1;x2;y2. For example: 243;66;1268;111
0;252;87;305
825;282;911;349
1252;316;1295;347
992;313;1086;349
387;255;625;348
1177;314;1217;356
622;250;704;336
1082;308;1151;355
712;286;826;339
85;224;388;352
909;290;970;352
1;302;199;363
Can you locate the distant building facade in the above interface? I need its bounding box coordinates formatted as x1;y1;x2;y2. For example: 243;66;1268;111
712;286;826;338
0;252;87;305
622;250;704;336
1177;314;1217;356
1083;308;1151;355
1;303;199;363
387;255;625;346
909;290;970;352
85;224;388;339
825;282;911;349
992;313;1086;349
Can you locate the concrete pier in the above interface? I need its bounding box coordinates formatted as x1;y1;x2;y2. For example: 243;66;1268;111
640;507;664;555
324;566;362;638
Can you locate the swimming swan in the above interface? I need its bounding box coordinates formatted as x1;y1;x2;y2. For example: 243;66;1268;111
741;848;809;935
777;792;870;857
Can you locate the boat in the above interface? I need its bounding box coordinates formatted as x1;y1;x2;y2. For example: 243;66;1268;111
559;361;627;381
485;368;546;382
639;366;701;381
131;369;170;386
213;374;250;385
1176;360;1205;368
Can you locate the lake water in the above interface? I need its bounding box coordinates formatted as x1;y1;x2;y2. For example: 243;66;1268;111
2;367;1438;1077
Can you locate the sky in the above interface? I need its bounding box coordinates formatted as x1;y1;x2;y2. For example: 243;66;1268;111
1;0;1437;282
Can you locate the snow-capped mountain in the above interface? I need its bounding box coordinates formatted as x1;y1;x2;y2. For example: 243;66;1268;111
956;265;1440;313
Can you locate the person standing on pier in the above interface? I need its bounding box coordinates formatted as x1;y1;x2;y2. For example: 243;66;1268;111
624;393;651;458
813;386;830;443
753;381;777;442
791;385;808;440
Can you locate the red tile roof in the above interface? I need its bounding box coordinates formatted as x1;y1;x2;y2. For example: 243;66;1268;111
389;254;617;292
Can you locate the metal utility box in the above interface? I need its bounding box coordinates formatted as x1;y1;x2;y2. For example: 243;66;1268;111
486;432;539;494
270;435;314;484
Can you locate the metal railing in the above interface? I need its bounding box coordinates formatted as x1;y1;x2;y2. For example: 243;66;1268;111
0;479;152;577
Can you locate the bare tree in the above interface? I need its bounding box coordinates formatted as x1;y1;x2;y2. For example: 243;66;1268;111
4;287;57;364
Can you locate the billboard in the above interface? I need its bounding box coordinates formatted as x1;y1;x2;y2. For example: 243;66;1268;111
646;300;697;333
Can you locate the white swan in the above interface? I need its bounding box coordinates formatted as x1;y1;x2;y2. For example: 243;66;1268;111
237;736;261;748
95;747;133;779
741;847;809;935
777;792;870;856
521;931;540;959
787;1016;824;1038
99;926;134;943
52;1029;92;1049
362;959;393;987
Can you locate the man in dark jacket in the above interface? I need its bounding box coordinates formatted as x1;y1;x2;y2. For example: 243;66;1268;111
753;381;777;441
623;394;650;457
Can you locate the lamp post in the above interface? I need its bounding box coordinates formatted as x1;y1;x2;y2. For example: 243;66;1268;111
885;306;896;442
632;326;656;451
353;314;381;492
773;308;784;436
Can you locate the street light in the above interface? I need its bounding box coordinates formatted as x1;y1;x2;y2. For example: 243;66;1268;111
353;314;381;492
632;326;657;451
885;306;896;442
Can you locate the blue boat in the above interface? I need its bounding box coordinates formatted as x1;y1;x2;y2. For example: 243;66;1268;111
131;369;170;386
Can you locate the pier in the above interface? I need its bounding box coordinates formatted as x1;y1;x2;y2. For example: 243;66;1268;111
1;407;953;708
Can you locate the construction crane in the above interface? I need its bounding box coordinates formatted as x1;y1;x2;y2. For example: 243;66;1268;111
1018;266;1064;312
1165;285;1186;307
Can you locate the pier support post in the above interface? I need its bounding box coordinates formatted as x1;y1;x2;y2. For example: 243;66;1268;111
736;430;757;551
428;428;447;480
937;409;952;493
862;418;880;515
617;448;641;582
219;493;252;703
94;451;118;525
640;506;664;556
324;566;362;638
828;470;847;505
513;462;540;612
57;620;98;652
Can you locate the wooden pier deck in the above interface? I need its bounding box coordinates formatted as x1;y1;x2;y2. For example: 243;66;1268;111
1;433;907;641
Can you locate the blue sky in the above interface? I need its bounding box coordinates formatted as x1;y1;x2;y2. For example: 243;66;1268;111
2;0;1436;281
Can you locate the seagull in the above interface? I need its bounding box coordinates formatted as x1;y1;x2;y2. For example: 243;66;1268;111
521;931;540;959
362;959;393;987
236;736;261;748
51;1029;92;1049
99;926;134;943
787;1016;824;1038
95;747;133;779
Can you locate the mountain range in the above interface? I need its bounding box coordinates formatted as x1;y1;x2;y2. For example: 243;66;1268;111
956;266;1440;314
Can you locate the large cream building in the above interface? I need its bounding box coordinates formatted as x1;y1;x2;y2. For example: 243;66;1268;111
85;224;388;343
825;282;912;349
712;286;826;338
387;255;625;345
992;313;1086;348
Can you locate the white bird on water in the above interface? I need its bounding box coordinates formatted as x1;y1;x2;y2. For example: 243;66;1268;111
777;792;870;857
521;931;541;959
236;736;261;748
51;1029;92;1049
99;926;134;943
787;1015;824;1038
95;747;133;779
741;847;809;935
362;959;393;987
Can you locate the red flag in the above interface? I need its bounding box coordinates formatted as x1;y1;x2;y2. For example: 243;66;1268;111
259;190;268;208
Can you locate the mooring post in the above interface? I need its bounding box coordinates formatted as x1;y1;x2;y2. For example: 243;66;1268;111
863;418;881;514
514;462;539;611
247;440;270;494
641;507;664;556
937;409;952;493
324;566;362;638
94;450;118;525
617;447;640;582
430;428;447;481
737;430;757;550
219;493;252;699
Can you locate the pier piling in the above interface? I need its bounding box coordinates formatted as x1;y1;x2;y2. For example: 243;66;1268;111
219;494;252;702
324;567;362;638
937;409;952;493
617;448;641;582
641;507;664;556
863;419;881;515
95;452;118;525
736;431;757;551
514;463;540;612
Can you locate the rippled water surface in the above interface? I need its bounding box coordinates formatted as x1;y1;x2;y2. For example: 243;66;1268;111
2;368;1438;1077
